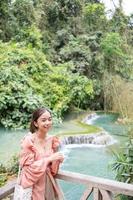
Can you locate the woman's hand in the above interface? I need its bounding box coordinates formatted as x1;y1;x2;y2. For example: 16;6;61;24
48;152;64;163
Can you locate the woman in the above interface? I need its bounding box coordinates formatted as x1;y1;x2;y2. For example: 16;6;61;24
19;108;64;200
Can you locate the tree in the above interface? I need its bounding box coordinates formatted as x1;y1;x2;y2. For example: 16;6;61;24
101;32;132;78
39;0;82;32
83;3;107;32
110;8;129;34
11;0;35;27
0;0;12;41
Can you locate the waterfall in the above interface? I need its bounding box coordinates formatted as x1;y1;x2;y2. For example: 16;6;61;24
60;113;117;147
82;113;100;124
61;131;116;147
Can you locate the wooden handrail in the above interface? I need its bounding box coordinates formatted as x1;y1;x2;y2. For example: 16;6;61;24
0;179;16;200
0;170;133;200
56;170;133;196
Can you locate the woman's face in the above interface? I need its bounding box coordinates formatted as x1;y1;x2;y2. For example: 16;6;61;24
34;111;52;133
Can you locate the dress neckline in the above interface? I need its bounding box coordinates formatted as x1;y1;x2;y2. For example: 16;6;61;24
30;132;52;142
30;133;53;155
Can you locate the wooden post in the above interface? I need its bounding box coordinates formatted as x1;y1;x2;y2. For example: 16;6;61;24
80;186;93;200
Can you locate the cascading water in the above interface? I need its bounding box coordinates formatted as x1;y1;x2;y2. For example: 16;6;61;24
61;132;116;146
61;113;117;148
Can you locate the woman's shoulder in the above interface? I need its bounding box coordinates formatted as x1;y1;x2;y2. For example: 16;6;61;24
21;132;35;150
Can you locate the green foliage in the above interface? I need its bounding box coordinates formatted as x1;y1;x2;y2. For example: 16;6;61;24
112;144;133;183
85;0;100;3
0;0;133;128
101;32;132;78
11;0;35;28
84;3;107;32
0;0;37;42
59;37;91;75
112;148;133;200
57;33;103;79
31;64;94;118
110;8;129;34
0;0;12;41
43;0;82;30
13;25;42;49
53;28;74;51
0;42;48;129
0;66;43;129
7;155;19;175
68;74;94;108
0;155;19;187
112;130;133;200
0;174;7;187
0;164;8;186
90;79;103;110
101;32;123;58
0;41;95;128
0;164;7;173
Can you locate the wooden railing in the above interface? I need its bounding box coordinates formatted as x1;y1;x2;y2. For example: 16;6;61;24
56;171;133;199
0;170;133;200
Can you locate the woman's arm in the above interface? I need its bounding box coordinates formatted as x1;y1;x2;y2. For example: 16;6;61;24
19;135;50;188
50;136;64;176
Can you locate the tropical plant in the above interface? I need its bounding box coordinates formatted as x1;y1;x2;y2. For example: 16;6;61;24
112;128;133;200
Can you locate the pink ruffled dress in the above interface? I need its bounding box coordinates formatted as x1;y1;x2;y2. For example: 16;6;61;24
19;133;64;200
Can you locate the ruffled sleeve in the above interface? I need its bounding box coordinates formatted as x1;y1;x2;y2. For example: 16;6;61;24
50;136;62;176
19;134;49;188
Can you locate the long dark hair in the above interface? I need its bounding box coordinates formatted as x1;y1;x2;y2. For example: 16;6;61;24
30;107;51;133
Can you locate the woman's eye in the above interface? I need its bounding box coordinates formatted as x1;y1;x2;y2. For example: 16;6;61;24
41;118;52;122
42;119;46;122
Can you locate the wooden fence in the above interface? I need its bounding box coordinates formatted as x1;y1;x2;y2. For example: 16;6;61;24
0;170;133;200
